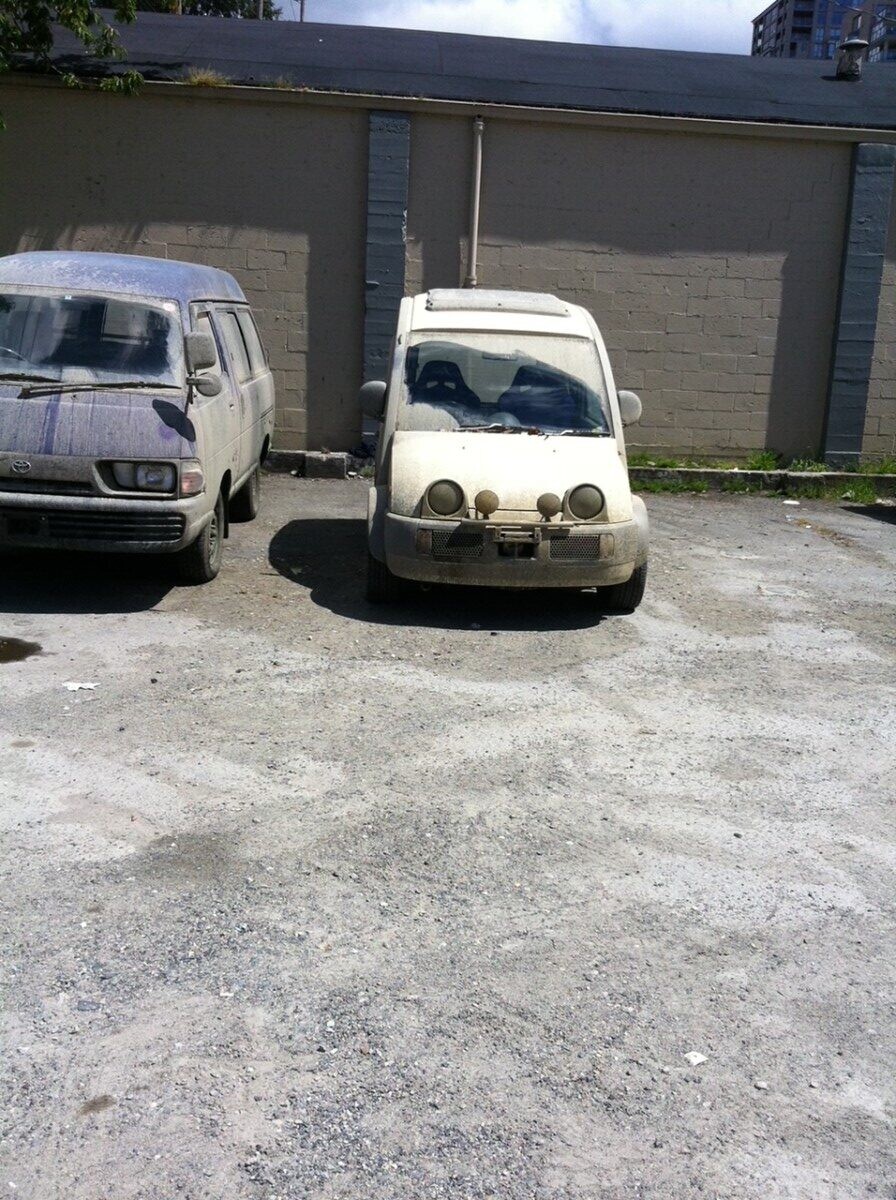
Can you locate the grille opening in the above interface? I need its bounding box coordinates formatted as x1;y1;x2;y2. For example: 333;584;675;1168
0;479;94;496
431;526;484;559
0;508;185;544
549;535;604;561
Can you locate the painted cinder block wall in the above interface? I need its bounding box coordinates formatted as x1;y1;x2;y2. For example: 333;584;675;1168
407;115;852;460
866;187;896;459
0;84;367;452
0;79;893;459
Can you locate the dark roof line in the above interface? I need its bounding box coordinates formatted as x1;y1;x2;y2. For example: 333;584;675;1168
37;11;896;131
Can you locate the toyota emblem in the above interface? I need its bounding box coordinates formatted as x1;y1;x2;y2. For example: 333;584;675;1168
10;460;32;474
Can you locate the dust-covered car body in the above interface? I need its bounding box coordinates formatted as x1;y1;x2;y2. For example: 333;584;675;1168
0;251;275;580
363;289;648;606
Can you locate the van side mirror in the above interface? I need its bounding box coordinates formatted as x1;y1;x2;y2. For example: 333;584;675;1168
193;374;222;397
359;380;387;420
617;390;642;426
184;330;218;373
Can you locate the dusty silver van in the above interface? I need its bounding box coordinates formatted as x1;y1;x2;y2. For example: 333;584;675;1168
0;251;275;582
362;289;648;610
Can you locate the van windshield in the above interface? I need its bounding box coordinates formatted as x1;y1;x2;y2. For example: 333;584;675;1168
0;290;182;388
398;332;611;435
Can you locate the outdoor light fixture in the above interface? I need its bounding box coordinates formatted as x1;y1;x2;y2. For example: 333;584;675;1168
835;35;869;81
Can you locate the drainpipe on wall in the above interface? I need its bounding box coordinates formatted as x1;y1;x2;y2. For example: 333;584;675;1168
463;117;485;288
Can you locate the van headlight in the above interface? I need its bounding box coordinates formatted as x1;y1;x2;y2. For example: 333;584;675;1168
426;479;466;517
566;484;605;520
110;461;176;492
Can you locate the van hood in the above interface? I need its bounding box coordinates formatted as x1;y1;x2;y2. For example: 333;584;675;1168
389;429;632;522
0;385;196;459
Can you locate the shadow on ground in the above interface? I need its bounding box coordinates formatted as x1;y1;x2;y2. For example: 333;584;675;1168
0;550;174;614
269;517;607;631
844;504;896;526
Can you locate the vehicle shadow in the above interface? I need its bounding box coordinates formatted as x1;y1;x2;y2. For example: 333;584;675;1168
0;550;174;614
843;503;896;526
269;518;607;631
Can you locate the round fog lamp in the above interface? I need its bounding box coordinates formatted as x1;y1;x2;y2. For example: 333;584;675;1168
567;484;604;520
536;492;562;519
427;479;465;517
475;489;499;517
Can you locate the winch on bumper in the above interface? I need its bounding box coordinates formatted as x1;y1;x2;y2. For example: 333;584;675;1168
0;490;209;553
383;512;642;587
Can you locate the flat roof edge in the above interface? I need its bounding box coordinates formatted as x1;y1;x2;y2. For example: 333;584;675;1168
4;72;896;142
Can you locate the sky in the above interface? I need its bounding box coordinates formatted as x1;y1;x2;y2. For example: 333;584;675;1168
280;0;761;55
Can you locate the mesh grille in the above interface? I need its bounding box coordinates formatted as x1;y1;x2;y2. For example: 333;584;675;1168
431;526;485;559
1;508;185;544
549;535;604;561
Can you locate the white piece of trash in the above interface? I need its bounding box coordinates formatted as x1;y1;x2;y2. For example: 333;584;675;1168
684;1052;708;1067
782;499;800;506
63;681;97;692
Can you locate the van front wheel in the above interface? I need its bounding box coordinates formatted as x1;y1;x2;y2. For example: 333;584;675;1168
596;562;647;614
230;466;260;522
366;550;407;603
177;493;224;585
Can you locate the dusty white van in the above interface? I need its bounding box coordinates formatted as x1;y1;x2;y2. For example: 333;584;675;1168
0;251;275;582
362;289;648;609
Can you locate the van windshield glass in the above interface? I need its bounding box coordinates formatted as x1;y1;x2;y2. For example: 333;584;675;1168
0;290;182;388
398;332;611;435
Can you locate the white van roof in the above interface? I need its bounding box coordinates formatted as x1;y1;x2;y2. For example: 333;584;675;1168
409;289;593;338
425;289;571;317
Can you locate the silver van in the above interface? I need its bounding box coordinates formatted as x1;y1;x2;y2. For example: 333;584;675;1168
0;251;275;582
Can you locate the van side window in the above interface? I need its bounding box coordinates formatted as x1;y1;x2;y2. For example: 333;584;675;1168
217;309;251;383
194;312;222;370
236;309;267;376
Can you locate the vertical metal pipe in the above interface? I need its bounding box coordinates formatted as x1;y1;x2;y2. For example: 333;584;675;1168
463;117;485;288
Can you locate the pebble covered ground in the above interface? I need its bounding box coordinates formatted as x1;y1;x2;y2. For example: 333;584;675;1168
1;478;894;1199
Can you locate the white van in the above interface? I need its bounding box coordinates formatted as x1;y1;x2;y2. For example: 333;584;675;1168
0;251;275;582
361;289;648;610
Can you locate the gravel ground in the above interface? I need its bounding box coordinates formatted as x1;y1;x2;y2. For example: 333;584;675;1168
1;477;895;1200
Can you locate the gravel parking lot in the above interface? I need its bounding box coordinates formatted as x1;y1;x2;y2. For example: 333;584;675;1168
1;476;895;1200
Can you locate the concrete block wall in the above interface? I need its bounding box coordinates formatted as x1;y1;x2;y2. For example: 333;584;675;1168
1;82;893;461
866;188;896;460
0;84;367;452
447;121;852;460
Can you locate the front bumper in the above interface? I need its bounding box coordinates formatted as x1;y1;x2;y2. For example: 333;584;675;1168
383;512;642;588
0;491;209;553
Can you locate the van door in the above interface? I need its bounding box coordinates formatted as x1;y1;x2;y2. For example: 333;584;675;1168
214;307;264;481
235;308;274;465
190;307;241;496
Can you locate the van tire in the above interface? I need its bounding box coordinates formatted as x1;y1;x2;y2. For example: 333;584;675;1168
366;550;407;603
230;466;260;522
596;562;647;614
177;493;224;584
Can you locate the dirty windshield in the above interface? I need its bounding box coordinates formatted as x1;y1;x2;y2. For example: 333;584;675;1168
398;332;611;435
0;290;182;388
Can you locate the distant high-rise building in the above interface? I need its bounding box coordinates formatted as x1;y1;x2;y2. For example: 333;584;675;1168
844;1;896;60
751;0;896;60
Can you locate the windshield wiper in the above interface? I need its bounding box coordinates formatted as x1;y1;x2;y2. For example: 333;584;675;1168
556;428;612;437
459;423;545;434
20;380;182;397
0;371;63;384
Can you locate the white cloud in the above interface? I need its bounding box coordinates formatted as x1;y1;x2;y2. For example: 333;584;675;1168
298;0;759;54
581;0;759;55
